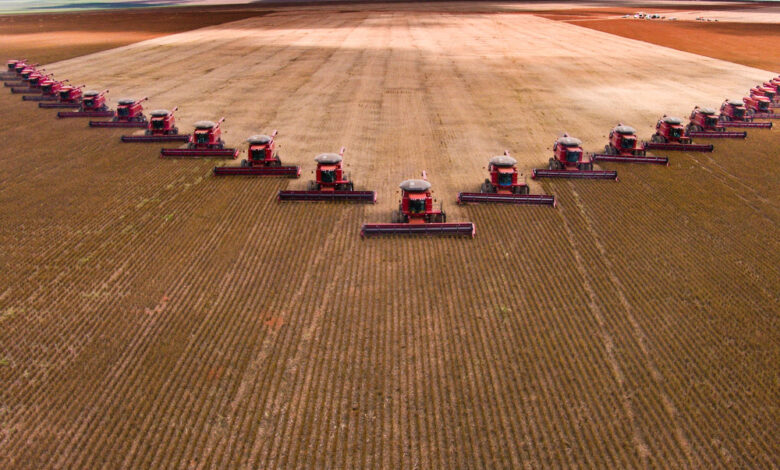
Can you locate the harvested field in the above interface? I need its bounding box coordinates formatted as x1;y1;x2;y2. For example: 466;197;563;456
0;3;778;468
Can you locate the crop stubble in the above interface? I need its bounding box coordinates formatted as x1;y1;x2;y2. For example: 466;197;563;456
0;5;777;469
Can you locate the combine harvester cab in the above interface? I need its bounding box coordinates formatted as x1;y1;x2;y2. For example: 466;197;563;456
121;107;189;142
685;106;746;138
57;89;114;118
645;116;714;151
213;130;297;175
39;84;84;109
532;134;618;180
4;65;37;87
161;117;238;158
744;95;780;120
458;152;556;205
22;78;68;102
278;147;375;202
719;99;773;129
592;124;668;164
362;173;474;237
90;97;148;128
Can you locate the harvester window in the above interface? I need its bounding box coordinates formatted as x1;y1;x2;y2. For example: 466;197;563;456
84;98;94;107
320;170;336;183
117;107;129;117
621;138;635;149
565;151;580;163
759;101;769;111
42;85;52;93
408;198;426;213
733;108;744;119
60;90;69;99
498;173;513;186
195;132;209;144
250;148;266;161
706;117;718;127
670;128;681;138
152;119;164;129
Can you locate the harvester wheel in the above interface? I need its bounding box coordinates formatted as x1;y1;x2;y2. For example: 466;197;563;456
307;181;318;191
240;159;249;168
480;181;489;193
345;182;354;191
650;134;664;143
548;158;559;170
391;210;402;223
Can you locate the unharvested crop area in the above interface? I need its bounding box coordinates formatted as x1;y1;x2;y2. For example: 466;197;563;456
0;3;778;468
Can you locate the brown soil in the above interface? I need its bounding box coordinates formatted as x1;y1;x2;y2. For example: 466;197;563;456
0;3;778;469
567;18;780;71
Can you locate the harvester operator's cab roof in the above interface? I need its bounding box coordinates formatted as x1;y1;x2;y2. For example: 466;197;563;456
489;155;517;167
150;109;171;117
698;107;716;115
314;153;342;165
194;120;217;129
83;90;101;97
613;125;636;135
557;136;582;147
727;100;744;107
247;134;273;145
118;98;137;106
662;116;682;125
400;179;431;193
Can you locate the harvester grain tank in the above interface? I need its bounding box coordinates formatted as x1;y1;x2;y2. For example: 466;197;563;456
213;131;298;175
685;107;746;138
591;124;668;164
121;107;190;142
719;99;773;128
457;152;556;205
278;148;375;202
361;173;474;237
644;116;714;151
57;89;114;118
160;117;238;158
532;134;618;180
89;97;149;128
38;84;85;108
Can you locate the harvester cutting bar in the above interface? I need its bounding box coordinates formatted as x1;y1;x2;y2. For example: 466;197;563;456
212;165;299;177
687;131;747;139
89;120;147;128
121;134;190;143
720;121;773;129
4;82;25;87
278;190;376;203
160;148;238;158
751;113;780;119
22;95;57;101
644;142;713;152
57;110;115;118
11;87;40;94
591;154;668;165
531;169;618;180
361;222;475;237
457;192;556;206
39;102;80;109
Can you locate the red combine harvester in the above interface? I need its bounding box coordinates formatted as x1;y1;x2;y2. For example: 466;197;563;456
4;66;40;88
645;116;714;152
591;124;668;164
685;106;746;138
278;147;375;202
39;84;85;108
213;131;297;175
2;59;26;79
121;107;190;143
719;99;773;129
10;70;50;94
57;89;114;118
744;95;780;119
361;173;475;237
457;152;556;205
750;85;776;103
532;134;617;180
160;118;237;158
89;97;148;128
21;78;68;102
